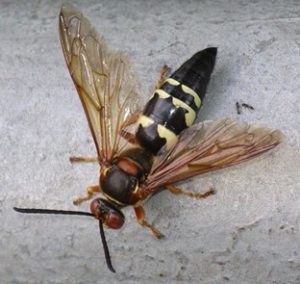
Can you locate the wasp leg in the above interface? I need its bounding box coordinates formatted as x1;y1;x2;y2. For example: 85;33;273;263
166;184;215;199
120;130;138;144
69;156;99;163
120;111;141;144
155;64;170;89
134;206;164;239
121;110;141;129
73;185;101;206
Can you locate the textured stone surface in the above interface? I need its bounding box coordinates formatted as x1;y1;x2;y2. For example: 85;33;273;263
1;0;300;283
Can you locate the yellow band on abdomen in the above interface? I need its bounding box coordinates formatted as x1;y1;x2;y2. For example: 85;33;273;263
165;78;201;108
156;89;196;127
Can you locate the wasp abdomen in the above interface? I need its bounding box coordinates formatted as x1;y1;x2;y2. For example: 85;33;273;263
136;47;217;154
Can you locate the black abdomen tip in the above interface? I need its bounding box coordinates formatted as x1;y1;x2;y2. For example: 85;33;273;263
192;47;218;59
204;47;218;56
190;47;218;78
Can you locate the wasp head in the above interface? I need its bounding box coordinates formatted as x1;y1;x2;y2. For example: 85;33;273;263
90;198;125;229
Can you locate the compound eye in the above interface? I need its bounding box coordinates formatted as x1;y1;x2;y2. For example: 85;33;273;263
90;198;125;229
105;210;125;229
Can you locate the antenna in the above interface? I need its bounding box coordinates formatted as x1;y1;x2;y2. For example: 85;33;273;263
13;207;115;273
14;207;93;216
99;220;116;273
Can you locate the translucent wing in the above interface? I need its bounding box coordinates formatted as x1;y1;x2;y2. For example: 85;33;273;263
59;4;140;164
142;118;282;192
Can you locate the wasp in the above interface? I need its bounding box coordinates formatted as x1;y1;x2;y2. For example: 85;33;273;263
14;4;282;273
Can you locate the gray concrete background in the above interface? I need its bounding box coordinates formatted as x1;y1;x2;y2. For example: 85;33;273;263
1;0;300;283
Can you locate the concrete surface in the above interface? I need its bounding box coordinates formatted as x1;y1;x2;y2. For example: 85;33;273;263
1;0;300;283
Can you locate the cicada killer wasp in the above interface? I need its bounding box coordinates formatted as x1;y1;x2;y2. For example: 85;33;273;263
14;4;282;273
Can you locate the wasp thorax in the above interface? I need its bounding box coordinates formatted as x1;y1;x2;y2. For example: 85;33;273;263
90;198;125;229
100;165;139;205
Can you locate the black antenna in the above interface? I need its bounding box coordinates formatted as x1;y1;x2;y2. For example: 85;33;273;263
13;207;93;217
13;207;116;273
99;220;116;273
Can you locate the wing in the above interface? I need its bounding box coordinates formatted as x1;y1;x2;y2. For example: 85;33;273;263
59;4;140;164
142;118;282;192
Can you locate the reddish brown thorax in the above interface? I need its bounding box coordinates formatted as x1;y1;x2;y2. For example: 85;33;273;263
98;148;154;207
116;158;140;177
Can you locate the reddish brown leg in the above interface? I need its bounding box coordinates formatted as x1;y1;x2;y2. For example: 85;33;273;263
121;111;141;129
120;111;141;144
120;130;138;144
155;64;170;89
134;206;164;239
73;185;101;206
69;156;99;163
166;184;215;199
